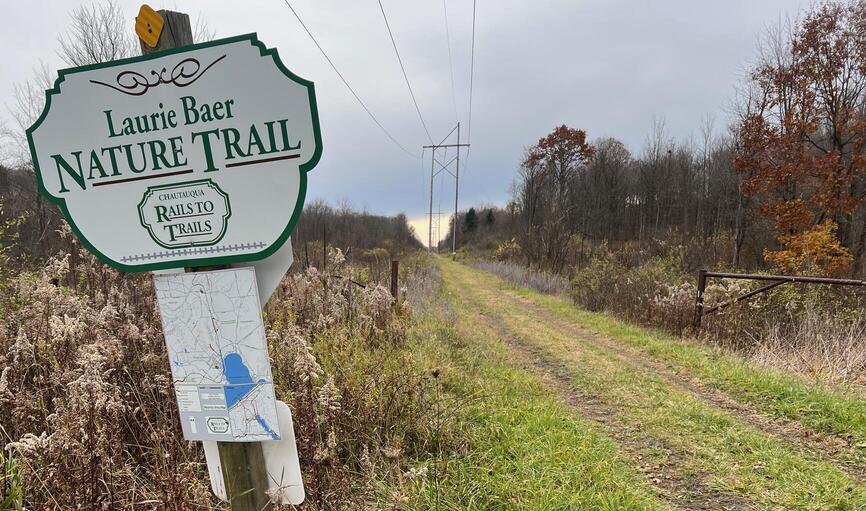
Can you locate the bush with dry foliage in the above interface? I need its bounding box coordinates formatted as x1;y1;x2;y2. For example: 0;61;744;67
474;232;866;386
0;225;444;509
563;239;866;385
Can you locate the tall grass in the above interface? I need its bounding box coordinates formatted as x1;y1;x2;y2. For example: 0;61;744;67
472;260;569;295
0;450;23;510
0;226;446;509
749;310;866;386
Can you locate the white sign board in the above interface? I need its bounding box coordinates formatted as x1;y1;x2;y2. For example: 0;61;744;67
153;267;280;442
204;401;305;505
27;34;321;272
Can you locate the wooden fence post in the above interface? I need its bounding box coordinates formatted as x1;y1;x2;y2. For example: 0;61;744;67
390;260;399;299
140;10;272;511
693;269;707;329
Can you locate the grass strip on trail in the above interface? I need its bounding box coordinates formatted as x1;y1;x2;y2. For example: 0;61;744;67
506;270;866;450
442;258;866;510
406;276;668;510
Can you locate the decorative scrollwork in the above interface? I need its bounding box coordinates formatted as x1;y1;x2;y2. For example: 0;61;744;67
89;54;227;96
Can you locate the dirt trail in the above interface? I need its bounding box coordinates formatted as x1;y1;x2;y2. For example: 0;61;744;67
443;260;866;510
502;291;866;484
473;306;752;511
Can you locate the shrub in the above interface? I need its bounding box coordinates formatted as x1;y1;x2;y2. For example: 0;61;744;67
493;238;520;262
764;221;853;277
473;260;569;295
0;200;21;295
570;246;691;330
0;233;444;509
0;242;210;509
563;239;866;384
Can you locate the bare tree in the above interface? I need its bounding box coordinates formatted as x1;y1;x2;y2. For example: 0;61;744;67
193;14;217;42
57;0;135;67
586;137;630;241
5;64;53;165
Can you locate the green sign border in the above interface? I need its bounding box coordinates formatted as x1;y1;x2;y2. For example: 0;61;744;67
137;178;232;250
26;33;322;272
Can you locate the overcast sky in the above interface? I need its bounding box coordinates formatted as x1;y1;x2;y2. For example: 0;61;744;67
3;0;803;240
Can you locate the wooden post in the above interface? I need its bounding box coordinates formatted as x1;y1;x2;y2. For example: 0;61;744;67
138;9;193;54
141;11;272;511
693;269;707;329
217;442;272;510
390;260;399;299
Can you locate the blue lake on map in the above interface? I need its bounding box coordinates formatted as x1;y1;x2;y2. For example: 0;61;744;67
222;353;279;440
223;353;258;407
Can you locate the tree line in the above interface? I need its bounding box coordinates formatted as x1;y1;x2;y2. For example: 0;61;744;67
293;200;421;263
446;119;751;273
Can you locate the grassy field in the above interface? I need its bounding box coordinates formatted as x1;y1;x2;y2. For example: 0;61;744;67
407;258;866;510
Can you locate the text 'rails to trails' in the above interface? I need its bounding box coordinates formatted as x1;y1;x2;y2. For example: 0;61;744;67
50;94;303;194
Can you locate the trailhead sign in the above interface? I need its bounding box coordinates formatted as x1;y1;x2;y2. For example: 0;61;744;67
27;33;322;271
154;267;279;442
27;17;312;506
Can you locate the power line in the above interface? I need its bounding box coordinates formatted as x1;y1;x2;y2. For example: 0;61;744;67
442;0;459;124
377;0;434;144
462;0;478;178
467;0;477;147
280;0;419;158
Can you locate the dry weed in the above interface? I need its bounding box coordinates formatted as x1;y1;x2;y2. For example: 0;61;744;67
0;233;444;509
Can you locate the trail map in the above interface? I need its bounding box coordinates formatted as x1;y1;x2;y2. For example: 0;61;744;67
153;267;280;441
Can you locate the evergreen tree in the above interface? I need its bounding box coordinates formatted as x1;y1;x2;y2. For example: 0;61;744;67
464;208;479;233
484;208;495;227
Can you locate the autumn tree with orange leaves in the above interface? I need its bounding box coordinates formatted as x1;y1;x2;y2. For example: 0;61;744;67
515;125;594;271
735;1;866;276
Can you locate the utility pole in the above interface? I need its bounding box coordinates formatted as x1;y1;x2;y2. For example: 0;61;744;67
424;123;469;255
453;122;460;254
428;151;434;250
140;10;272;511
437;200;441;253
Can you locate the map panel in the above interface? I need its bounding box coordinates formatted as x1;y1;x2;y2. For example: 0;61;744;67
154;267;280;441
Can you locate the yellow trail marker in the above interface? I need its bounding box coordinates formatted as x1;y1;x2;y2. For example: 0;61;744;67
135;4;164;48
